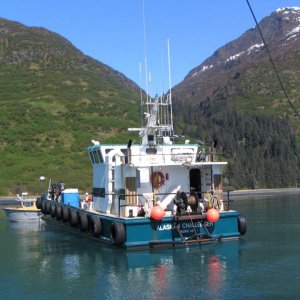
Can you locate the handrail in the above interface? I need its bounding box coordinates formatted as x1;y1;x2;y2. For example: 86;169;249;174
121;152;225;165
116;191;209;217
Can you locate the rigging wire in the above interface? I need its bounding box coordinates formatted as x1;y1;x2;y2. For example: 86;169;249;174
245;0;300;118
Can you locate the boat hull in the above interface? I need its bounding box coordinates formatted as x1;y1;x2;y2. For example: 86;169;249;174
41;200;244;249
3;208;42;222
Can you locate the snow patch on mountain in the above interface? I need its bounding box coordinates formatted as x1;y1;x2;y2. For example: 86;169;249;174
276;7;300;13
247;43;264;55
226;51;244;62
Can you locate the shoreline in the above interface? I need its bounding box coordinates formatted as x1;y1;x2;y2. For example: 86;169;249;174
224;188;300;199
1;188;300;204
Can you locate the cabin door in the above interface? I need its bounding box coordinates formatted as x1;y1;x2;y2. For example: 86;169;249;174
189;169;201;199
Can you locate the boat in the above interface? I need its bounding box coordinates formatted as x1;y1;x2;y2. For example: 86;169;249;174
37;85;247;249
3;192;42;222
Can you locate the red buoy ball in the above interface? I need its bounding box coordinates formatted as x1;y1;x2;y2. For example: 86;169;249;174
150;205;165;221
206;208;220;222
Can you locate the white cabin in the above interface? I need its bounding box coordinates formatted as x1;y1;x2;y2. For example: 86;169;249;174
88;141;226;218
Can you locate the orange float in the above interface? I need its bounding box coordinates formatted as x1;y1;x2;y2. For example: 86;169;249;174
150;205;165;221
206;208;220;222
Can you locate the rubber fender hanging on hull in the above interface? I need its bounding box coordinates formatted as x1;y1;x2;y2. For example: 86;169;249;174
50;204;56;218
78;211;88;231
88;215;102;236
238;215;247;235
55;205;62;220
110;222;126;246
62;206;69;222
69;208;78;227
45;202;51;215
41;201;46;214
36;197;42;209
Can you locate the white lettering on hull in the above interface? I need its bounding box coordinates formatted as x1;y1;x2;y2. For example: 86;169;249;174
157;221;213;231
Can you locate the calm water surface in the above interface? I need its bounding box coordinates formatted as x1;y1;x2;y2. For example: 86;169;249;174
1;195;300;300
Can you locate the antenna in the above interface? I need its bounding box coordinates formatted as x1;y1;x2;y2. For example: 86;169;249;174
167;38;172;99
161;48;165;97
148;71;152;97
142;0;149;103
167;38;174;133
139;62;143;127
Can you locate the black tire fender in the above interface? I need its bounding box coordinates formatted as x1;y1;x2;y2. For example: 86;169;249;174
36;197;42;209
88;215;102;236
41;201;46;214
110;222;126;246
55;205;62;220
45;201;51;215
50;204;56;218
69;208;78;227
78;211;88;231
238;215;247;235
62;206;69;222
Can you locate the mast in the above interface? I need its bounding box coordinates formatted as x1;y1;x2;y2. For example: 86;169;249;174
167;38;174;135
128;4;175;146
142;0;149;104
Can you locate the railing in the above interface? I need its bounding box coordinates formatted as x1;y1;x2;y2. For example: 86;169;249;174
117;191;184;218
115;189;227;217
120;151;225;165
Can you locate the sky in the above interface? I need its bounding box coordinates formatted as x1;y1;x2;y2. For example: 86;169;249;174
0;0;299;96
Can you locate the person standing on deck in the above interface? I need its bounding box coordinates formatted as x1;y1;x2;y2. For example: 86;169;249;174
85;192;92;209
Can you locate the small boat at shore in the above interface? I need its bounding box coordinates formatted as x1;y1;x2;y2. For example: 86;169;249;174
37;87;247;249
3;193;42;222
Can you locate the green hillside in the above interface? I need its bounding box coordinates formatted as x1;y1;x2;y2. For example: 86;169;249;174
0;18;141;195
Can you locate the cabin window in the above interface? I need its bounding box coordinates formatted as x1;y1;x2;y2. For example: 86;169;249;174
171;148;194;162
92;149;104;164
121;148;128;164
93;188;105;198
214;174;222;190
148;135;154;142
97;149;103;163
93;150;100;163
146;147;157;154
105;148;113;154
89;152;95;164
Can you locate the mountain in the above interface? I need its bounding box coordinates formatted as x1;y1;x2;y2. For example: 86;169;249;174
172;7;300;189
0;17;141;195
172;7;300;118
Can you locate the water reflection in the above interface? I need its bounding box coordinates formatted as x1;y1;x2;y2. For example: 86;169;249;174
0;205;243;299
62;254;81;280
4;223;243;298
7;220;45;231
2;195;300;299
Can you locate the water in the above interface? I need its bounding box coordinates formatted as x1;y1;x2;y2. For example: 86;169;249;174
1;195;300;300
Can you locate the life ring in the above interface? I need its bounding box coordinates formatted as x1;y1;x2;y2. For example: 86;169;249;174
151;172;165;189
78;211;88;231
50;204;56;218
36;197;42;209
55;205;62;220
88;215;102;236
238;215;247;235
110;222;126;246
62;206;69;223
69;208;78;227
